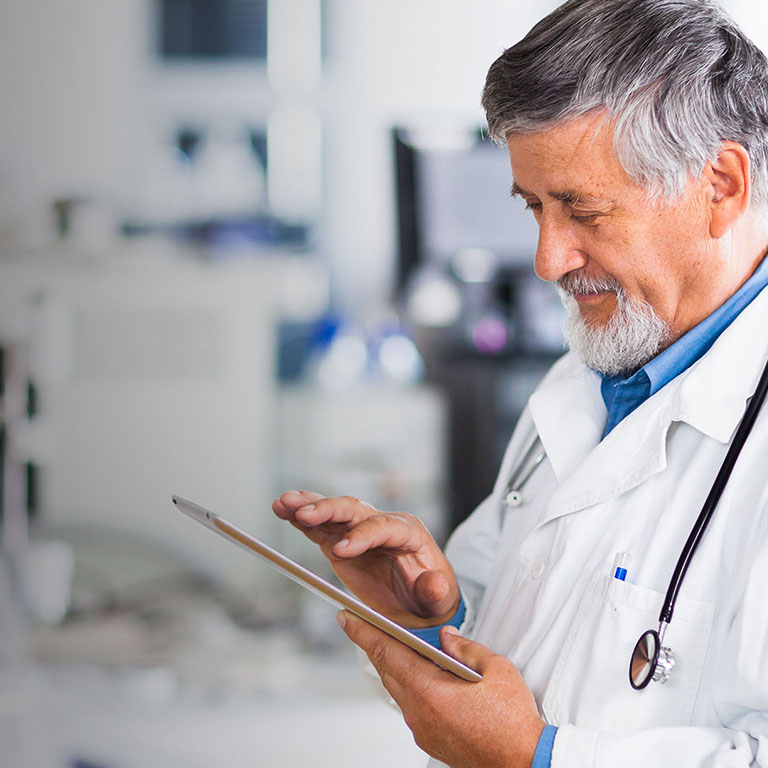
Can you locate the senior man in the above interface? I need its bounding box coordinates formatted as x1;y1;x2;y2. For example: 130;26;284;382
274;1;768;766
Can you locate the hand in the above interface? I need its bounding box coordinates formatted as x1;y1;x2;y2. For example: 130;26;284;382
338;611;545;768
272;491;459;627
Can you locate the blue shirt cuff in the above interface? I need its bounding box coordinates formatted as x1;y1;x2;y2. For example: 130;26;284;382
406;595;466;650
532;725;557;768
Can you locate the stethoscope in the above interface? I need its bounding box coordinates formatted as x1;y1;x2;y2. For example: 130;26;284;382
501;353;768;691
502;433;547;508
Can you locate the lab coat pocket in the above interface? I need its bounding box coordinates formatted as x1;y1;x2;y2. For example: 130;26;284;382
540;572;714;732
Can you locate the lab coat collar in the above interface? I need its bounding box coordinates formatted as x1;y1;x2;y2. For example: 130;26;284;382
671;284;768;443
528;285;768;520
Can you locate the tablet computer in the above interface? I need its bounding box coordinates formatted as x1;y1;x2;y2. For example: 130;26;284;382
172;495;482;682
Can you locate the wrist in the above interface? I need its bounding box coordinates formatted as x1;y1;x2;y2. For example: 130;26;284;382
404;595;466;649
518;717;547;768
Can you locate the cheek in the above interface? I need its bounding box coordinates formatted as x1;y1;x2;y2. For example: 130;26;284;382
583;226;639;280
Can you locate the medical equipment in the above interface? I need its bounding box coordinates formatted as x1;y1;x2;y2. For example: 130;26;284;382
629;352;768;689
502;434;547;507
500;353;768;690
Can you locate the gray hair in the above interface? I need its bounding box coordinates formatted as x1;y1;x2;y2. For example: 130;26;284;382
482;0;768;210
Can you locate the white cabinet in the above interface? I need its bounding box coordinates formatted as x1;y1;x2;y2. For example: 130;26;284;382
276;383;449;553
0;247;325;591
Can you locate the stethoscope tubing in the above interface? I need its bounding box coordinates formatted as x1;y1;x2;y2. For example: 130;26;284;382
659;352;768;626
504;433;544;494
501;352;768;638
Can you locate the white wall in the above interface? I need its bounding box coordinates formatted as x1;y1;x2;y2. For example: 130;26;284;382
0;1;152;213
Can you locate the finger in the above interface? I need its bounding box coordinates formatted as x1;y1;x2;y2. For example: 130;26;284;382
331;512;422;558
292;496;378;529
438;626;497;673
337;611;440;697
272;490;325;520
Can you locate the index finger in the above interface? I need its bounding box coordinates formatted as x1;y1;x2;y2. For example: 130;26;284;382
291;495;379;529
272;490;326;520
338;611;447;700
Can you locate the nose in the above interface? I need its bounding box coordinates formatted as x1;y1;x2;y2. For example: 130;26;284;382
533;215;588;282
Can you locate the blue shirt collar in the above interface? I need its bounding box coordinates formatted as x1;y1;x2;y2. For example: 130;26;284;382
600;256;768;436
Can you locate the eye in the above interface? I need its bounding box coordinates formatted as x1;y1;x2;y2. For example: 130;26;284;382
570;212;600;225
524;201;543;213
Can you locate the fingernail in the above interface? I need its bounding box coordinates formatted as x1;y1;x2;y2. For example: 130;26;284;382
443;625;462;636
336;611;347;629
298;504;315;513
336;538;350;549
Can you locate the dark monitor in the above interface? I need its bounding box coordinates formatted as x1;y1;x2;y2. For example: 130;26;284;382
159;0;268;60
393;126;540;294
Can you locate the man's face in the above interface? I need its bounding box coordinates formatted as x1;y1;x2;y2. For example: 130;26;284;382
506;113;723;366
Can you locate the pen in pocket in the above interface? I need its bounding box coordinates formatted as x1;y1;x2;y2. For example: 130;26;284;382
612;552;628;581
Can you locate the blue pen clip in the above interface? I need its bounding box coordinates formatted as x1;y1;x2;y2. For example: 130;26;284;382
613;552;628;581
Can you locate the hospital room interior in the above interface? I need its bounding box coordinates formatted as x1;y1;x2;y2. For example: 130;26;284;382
0;1;764;766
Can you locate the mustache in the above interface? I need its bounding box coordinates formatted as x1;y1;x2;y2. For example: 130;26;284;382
557;272;623;296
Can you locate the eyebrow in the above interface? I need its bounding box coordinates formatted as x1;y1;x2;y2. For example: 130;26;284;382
510;182;611;208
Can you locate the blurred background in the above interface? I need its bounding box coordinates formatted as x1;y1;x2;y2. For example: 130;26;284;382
0;1;765;766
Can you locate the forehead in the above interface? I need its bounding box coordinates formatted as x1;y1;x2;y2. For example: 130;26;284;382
505;113;638;200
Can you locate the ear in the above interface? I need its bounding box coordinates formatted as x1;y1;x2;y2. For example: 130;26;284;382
704;142;751;239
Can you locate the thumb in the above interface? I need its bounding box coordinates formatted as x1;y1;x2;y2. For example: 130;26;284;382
439;625;496;673
413;569;457;619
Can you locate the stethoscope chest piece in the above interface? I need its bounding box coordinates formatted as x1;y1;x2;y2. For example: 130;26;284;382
502;435;546;509
629;628;676;690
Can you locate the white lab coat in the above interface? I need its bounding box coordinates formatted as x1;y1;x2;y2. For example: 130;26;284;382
428;285;768;767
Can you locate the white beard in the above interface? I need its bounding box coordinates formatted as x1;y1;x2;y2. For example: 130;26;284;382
557;273;672;377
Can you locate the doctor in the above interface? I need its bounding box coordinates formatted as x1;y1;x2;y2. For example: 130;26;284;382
273;0;768;766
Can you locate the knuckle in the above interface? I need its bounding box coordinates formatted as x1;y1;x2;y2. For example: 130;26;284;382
402;669;430;699
402;709;422;736
410;723;440;757
484;653;508;675
367;639;389;670
359;514;388;533
379;670;396;697
391;511;423;531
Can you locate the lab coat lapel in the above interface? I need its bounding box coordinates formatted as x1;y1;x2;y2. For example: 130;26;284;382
529;357;672;521
528;355;605;484
665;283;768;445
669;287;768;444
